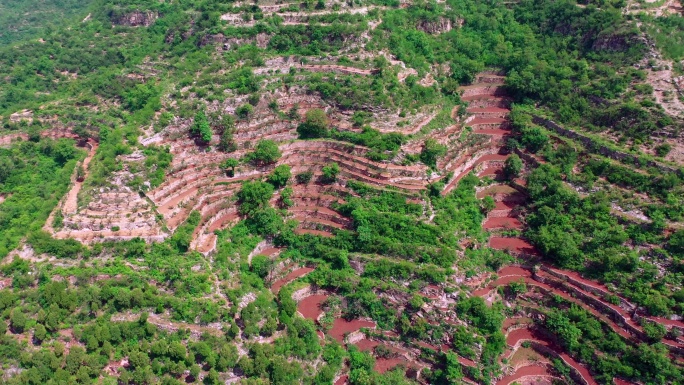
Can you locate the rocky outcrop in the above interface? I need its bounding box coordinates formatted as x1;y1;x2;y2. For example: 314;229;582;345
9;109;33;123
591;30;643;53
417;17;457;35
111;11;157;27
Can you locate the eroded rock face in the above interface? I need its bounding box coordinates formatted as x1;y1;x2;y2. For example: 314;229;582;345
591;31;643;52
417;17;456;35
111;11;157;27
9;109;33;123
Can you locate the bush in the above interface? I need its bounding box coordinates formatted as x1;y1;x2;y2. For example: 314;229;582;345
221;158;240;177
641;320;667;342
190;110;212;143
504;154;523;179
321;163;340;184
237;181;275;215
481;196;496;213
28;231;82;259
268;165;291;188
297;109;329;139
420;139;446;167
236;104;254;120
10;309;27;333
296;171;314;184
248;140;281;165
655;143;671;157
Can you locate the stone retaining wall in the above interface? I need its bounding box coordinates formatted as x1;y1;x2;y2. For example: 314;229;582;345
531;116;679;174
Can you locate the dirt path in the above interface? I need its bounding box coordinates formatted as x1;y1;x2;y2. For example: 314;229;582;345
63;141;98;214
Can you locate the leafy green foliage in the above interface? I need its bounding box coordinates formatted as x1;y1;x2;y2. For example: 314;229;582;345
420;138;446;167
221;158;240;177
0;139;81;257
237;181;274;215
268;165;291;188
190;110;212;143
321;163;340;184
0;0;94;45
247;140;281;165
503;154;523;179
297;109;329;139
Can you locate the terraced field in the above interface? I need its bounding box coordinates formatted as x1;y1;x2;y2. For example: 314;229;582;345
1;0;683;384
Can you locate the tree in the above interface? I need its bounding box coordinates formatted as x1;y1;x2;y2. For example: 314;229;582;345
218;128;237;152
204;369;220;385
280;187;294;207
0;157;15;183
10;309;27;333
191;110;212;143
321;163;340;184
189;364;201;381
34;324;47;343
237;181;274;215
349;346;374;372
123;84;160;112
251;255;274;279
297;109;329;139
520;127;548;153
246;208;283;236
445;352;464;384
545;310;582;351
221;158;240;177
420;139;446;167
249;140;281;165
268;165;291;188
503;154;523;179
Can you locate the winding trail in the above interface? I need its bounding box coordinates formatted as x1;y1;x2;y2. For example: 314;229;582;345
62;141;98;214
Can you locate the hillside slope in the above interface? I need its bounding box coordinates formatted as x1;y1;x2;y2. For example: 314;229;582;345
0;0;94;45
0;0;683;384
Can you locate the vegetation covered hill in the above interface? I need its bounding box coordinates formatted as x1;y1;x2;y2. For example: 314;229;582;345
0;0;683;384
0;0;95;45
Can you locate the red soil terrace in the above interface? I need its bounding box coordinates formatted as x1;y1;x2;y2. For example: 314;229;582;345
297;294;328;321
354;339;380;351
488;237;538;256
483;217;523;230
505;327;598;385
496;365;556;385
328;318;376;343
270;267;314;294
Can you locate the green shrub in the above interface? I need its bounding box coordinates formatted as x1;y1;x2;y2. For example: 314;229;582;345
321;163;340;184
296;171;314;184
190;110;212;143
268;165;291;188
237;181;275;215
420;139;446;168
247;140;281;165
